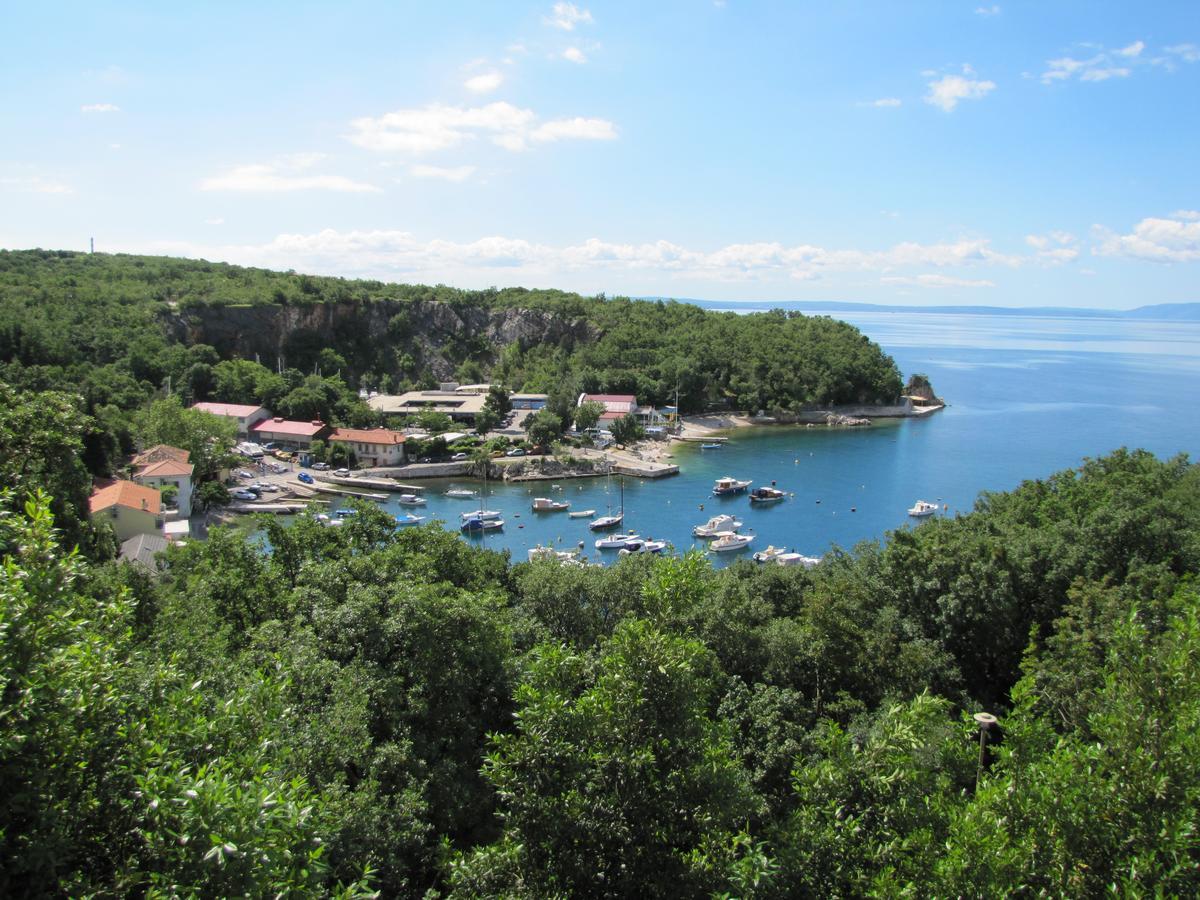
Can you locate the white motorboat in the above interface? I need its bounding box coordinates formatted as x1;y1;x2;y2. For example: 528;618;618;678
708;531;754;553
777;552;821;568
620;539;668;556
445;488;476;498
532;497;570;512
568;508;596;518
460;508;502;521
595;532;641;550
394;513;425;526
753;545;788;563
908;500;939;517
528;545;582;563
749;486;786;504
693;514;743;537
713;476;752;496
396;493;427;506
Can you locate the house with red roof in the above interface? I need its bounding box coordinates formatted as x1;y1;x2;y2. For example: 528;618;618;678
131;445;194;517
577;393;638;430
190;402;272;437
89;480;164;543
249;417;330;450
329;427;407;467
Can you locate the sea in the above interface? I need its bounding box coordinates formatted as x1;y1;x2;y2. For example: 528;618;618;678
369;310;1200;567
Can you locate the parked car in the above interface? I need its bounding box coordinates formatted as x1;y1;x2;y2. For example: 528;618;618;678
236;469;254;479
232;490;257;501
258;483;280;493
297;472;314;485
506;448;526;457
451;452;469;461
334;467;351;477
312;462;330;471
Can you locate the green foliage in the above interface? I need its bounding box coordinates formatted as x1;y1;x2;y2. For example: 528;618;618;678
522;408;563;447
133;396;236;481
608;411;644;445
573;398;606;432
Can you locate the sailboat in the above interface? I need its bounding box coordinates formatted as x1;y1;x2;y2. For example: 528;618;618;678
461;457;503;531
589;476;625;530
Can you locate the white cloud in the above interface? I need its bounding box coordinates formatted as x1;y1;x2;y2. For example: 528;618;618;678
924;71;996;111
1025;231;1079;264
882;274;996;288
530;117;617;142
81;103;120;113
464;71;504;93
1093;213;1200;263
1171;210;1200;221
142;229;1032;288
868;97;902;107
200;153;379;193
0;175;73;195
546;2;592;30
347;103;616;153
562;46;588;64
408;164;477;182
1040;41;1175;84
1165;43;1200;63
975;5;1001;15
1117;40;1145;58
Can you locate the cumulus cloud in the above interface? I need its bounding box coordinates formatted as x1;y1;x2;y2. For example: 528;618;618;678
1093;212;1200;263
347;102;615;153
546;2;593;30
408;164;477;182
1038;40;1185;84
1025;231;1080;264
464;71;504;93
139;229;1032;288
924;70;995;111
562;46;587;64
81;103;120;113
975;5;1001;15
866;97;902;107
200;153;379;193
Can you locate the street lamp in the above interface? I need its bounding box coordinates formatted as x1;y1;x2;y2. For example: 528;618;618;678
973;712;998;792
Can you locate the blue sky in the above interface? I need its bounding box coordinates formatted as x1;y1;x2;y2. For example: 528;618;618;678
2;1;1198;308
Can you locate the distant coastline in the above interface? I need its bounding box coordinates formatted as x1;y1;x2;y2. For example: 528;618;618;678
644;297;1200;322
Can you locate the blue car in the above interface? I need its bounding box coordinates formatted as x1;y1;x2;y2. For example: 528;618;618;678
297;472;314;484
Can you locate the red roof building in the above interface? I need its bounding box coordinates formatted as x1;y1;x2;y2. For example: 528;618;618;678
249;417;330;449
579;393;638;423
190;402;272;436
329;427;408;467
89;480;164;542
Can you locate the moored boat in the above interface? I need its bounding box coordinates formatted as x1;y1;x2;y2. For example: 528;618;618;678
445;488;476;498
568;508;596;518
753;545;787;563
394;513;425;526
777;552;821;567
460;508;502;521
396;493;427;506
595;532;641;550
708;531;754;553
908;500;939;517
749;486;786;504
713;476;752;496
461;515;504;532
532;497;570;512
693;514;743;537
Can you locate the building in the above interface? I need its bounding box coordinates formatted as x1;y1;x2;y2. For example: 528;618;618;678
118;532;171;574
578;393;638;430
511;393;548;410
190;402;271;437
369;391;489;424
328;427;407;467
131;445;194;517
249;417;331;450
89;480;164;543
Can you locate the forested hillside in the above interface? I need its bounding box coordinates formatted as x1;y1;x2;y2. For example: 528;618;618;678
3;448;1198;895
0;249;903;426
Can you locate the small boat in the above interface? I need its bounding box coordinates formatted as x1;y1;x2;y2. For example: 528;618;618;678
708;531;754;553
777;552;821;568
394;513;425;526
528;545;582;563
589;512;624;530
461;516;504;533
749;486;786;504
396;493;427;506
532;497;570;512
595;532;641;550
568;508;596;518
620;539;668;556
334;508;356;517
713;476;752;496
445;488;476;498
460;509;502;521
908;500;939;518
753;545;788;563
700;443;723;450
693;514;743;538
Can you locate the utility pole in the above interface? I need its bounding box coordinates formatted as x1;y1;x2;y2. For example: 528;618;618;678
973;712;998;792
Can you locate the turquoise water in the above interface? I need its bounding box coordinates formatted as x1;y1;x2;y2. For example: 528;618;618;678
372;312;1200;567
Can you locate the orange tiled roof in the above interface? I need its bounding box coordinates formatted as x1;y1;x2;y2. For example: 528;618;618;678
329;427;407;445
131;444;190;467
90;480;162;515
136;459;195;478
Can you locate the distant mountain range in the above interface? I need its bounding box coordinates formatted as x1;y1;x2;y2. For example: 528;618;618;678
647;298;1200;321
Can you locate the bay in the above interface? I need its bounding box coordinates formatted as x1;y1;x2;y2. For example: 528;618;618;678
371;310;1200;567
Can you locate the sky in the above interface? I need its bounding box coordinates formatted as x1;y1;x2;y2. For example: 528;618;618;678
2;1;1198;308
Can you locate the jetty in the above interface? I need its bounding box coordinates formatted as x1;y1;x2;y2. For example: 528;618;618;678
292;480;389;502
228;502;312;514
315;474;425;493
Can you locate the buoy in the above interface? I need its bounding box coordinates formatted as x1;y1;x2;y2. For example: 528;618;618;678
851;507;856;512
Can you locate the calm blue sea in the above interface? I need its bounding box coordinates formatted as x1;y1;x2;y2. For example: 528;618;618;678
373;311;1200;567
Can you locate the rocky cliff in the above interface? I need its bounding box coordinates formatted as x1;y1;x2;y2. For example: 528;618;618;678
160;300;596;380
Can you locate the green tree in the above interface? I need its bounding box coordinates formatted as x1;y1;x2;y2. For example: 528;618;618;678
608;411;644;446
133;396;236;481
573;399;605;432
473;406;500;435
523;408;563;447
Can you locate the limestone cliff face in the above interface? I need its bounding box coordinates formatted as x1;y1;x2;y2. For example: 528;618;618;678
160;300;595;378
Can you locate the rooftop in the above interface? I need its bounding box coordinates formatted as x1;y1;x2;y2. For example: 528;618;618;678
119;533;170;572
329;427;406;445
135;459;195;478
90;480;162;515
131;444;190;468
191;402;268;418
250;417;329;437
